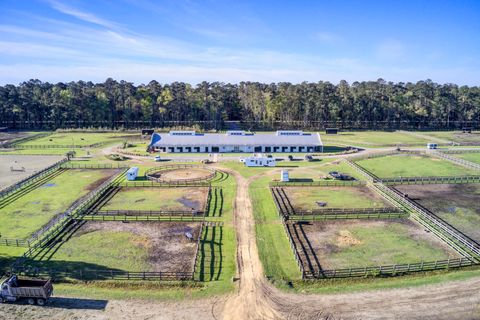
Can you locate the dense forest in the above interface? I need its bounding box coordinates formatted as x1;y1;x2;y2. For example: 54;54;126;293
1;78;480;130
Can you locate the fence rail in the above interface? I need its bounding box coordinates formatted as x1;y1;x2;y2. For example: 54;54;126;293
305;257;476;279
11;267;194;281
380;175;480;185
11;142;106;149
61;163;129;169
95;209;204;216
78;215;207;222
270;180;365;187
289;211;407;221
115;180;211;188
431;151;480;170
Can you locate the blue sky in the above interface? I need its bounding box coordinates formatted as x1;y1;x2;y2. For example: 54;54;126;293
0;0;479;85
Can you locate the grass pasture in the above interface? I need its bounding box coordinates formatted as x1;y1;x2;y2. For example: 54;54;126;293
18;132;140;147
394;183;480;243
356;154;476;178
321;130;431;147
101;187;209;212
283;186;390;210
295;219;459;271
453;152;480;165
27;221;202;273
0;168;118;239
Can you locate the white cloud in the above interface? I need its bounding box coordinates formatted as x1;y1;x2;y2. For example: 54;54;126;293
46;0;119;29
313;31;339;44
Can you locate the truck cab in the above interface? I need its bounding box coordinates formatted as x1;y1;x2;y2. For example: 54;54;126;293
0;275;53;306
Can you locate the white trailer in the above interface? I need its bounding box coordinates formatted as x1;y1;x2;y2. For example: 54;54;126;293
241;155;276;167
126;167;139;181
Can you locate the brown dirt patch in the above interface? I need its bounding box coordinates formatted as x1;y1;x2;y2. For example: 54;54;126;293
84;169;121;191
150;167;214;181
336;230;362;247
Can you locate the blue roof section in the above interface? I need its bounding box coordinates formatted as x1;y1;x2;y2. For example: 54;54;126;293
150;132;322;146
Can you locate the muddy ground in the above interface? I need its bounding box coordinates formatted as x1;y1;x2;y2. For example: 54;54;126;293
0;155;64;190
394;183;480;242
77;221;202;272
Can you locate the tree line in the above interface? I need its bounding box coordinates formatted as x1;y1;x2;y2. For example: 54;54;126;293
1;78;480;130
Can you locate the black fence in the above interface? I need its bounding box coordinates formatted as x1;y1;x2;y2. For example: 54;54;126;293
117;181;211;188
12;267;194;281
305;258;477;279
270;180;365;187
61;163;129;169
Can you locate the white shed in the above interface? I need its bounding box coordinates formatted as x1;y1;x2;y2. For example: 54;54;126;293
427;143;438;150
126;167;139;181
281;170;289;182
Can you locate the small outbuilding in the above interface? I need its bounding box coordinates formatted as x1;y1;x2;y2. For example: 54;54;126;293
280;170;289;182
126;167;139;181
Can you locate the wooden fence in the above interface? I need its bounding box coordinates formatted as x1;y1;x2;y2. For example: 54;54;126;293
270;180;365;187
61;163;129;169
12;267;194;281
380;175;480;185
305;257;476;279
288;208;406;221
78;215;207;222
431;151;480;170
95;209;204;216
116;180;211;188
11;142;106;149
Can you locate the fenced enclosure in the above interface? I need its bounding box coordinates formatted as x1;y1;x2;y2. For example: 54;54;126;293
145;164;216;184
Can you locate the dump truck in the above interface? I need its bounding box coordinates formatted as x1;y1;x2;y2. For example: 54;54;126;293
0;275;53;305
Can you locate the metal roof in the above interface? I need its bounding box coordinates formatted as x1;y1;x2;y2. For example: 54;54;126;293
150;132;322;147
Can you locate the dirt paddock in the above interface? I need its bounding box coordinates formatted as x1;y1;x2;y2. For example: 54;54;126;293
291;219;459;272
394;183;480;243
0;154;64;190
74;221;202;273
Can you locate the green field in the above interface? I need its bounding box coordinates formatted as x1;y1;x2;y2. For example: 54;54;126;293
356;154;475;178
27;221;202;273
0;168;116;239
284;186;389;210
102;187;209;211
19;132;139;147
301;219;459;270
321;131;431;147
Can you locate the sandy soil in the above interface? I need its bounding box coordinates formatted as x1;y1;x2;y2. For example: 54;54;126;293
0;155;64;190
150;168;214;182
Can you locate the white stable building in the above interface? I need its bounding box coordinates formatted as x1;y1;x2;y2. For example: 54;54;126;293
149;130;323;153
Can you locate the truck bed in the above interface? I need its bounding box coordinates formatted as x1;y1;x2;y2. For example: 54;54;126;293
9;279;53;299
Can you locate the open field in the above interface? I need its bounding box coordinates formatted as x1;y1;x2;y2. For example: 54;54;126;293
422;131;480;144
394;183;480;243
28;221;202;273
295;219;460;271
321;130;431;147
356;154;476;178
101;187;209;211
0;154;64;190
283;186;389;210
0;168;117;239
18;132;140;147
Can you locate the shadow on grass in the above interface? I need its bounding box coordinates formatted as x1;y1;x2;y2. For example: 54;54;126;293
198;226;223;281
288;178;314;183
13;296;108;311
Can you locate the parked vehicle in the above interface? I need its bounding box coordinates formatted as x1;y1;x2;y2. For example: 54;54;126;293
287;155;294;161
329;171;354;181
0;275;53;305
154;155;161;162
304;154;314;161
